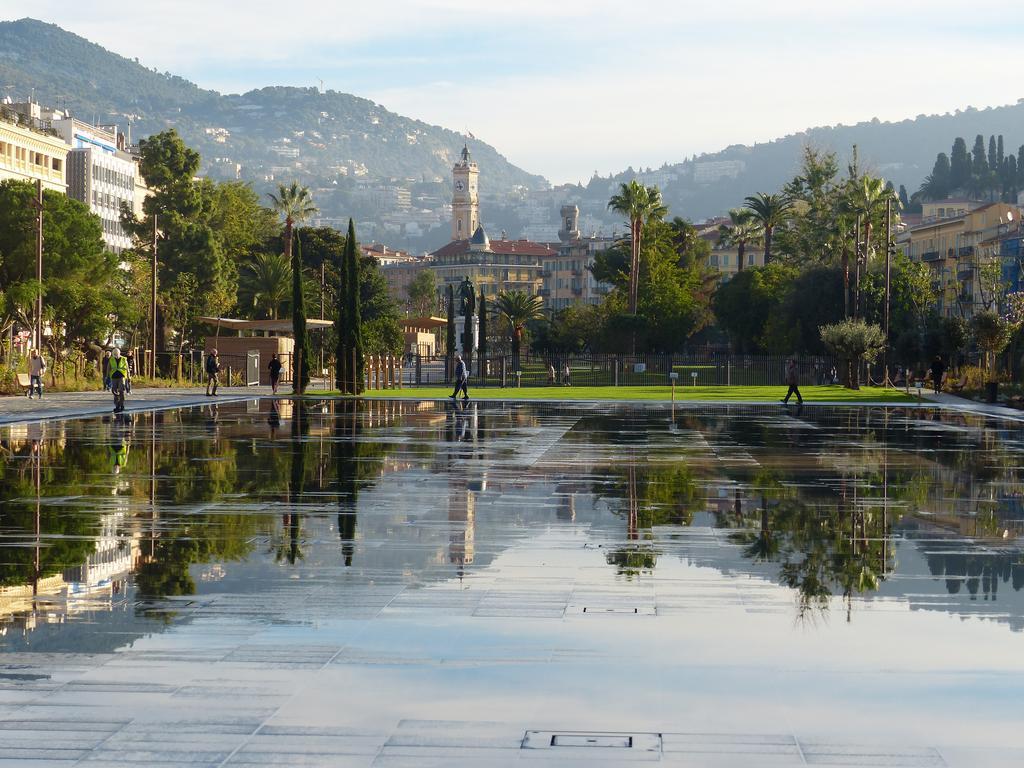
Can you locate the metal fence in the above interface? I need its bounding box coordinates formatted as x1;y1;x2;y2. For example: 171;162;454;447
399;352;840;389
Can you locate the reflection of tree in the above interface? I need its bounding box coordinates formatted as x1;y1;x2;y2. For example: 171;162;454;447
601;461;703;577
0;438;97;587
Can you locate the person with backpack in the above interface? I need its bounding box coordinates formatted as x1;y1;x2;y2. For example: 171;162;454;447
27;349;46;399
205;349;221;396
268;353;283;394
109;348;129;413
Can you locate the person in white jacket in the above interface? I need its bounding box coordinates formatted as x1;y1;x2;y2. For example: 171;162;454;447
27;349;46;399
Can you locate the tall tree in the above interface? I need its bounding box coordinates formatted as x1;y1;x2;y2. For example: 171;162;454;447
268;182;318;392
744;192;793;264
477;291;487;379
240;252;291;319
718;208;761;272
607;180;667;314
336;219;364;394
919;153;950;200
494;291;545;369
445;284;455;382
406;269;437;316
949;137;970;191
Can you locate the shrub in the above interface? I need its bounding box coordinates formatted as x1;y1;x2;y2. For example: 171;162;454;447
820;319;886;390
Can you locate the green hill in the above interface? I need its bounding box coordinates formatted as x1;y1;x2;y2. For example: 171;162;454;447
0;18;546;196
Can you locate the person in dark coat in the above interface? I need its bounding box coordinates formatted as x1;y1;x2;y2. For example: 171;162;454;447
930;355;946;394
268;353;283;394
449;354;469;400
205;349;221;396
781;358;803;405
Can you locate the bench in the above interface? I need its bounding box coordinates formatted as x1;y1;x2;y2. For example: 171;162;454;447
16;373;32;395
948;372;968;394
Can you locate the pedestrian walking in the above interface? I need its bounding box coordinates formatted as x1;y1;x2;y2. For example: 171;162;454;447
930;355;946;394
547;362;556;385
27;349;46;399
781;358;803;405
563;362;571;386
124;351;135;394
449;353;469;400
268;353;283;394
101;350;111;391
205;349;221;396
109;348;129;412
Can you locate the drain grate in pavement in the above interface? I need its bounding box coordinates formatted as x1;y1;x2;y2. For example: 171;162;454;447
523;731;662;752
567;605;657;615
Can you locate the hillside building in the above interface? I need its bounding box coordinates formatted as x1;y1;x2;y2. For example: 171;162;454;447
899;201;1020;317
538;205;615;310
0;101;67;193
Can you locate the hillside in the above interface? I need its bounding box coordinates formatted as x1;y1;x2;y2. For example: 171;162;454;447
0;19;546;197
570;101;1024;229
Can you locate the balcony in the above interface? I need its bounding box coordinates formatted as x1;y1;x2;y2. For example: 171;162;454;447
921;250;941;262
957;267;974;281
572;286;583;296
571;268;584;277
538;288;550;297
958;246;974;258
540;269;552;278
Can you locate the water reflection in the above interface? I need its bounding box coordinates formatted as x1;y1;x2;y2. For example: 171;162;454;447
2;401;1024;647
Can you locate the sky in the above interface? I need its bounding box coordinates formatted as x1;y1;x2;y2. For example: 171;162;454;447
5;0;1021;184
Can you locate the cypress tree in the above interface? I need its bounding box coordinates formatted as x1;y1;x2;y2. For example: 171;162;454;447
898;184;910;211
291;231;311;393
335;233;349;392
988;135;998;173
445;284;455;383
477;291;487;380
972;135;987;177
950;137;970;190
344;218;364;394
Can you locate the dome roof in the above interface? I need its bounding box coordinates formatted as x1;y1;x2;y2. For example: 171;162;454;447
469;225;490;251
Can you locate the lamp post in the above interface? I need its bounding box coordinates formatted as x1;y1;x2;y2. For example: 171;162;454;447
30;180;43;351
150;214;158;379
884;197;892;386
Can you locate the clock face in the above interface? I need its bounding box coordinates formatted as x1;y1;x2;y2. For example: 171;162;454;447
455;180;465;192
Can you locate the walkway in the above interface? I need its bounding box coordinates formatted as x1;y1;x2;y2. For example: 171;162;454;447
0;386;272;425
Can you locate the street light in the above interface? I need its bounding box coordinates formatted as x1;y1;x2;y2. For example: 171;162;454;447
29;179;43;351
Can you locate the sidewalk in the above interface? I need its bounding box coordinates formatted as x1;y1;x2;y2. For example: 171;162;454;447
922;390;1024;423
0;386;273;425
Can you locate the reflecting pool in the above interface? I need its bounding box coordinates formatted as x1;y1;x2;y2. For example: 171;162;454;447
1;400;1022;766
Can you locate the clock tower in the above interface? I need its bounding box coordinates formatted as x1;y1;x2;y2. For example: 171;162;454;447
451;144;479;241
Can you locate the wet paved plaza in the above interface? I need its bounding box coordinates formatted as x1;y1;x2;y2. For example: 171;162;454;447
1;399;1023;766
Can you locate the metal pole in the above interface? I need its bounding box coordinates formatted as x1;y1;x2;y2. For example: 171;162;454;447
320;262;325;381
853;215;861;320
34;180;43;352
884;198;892;386
151;214;158;379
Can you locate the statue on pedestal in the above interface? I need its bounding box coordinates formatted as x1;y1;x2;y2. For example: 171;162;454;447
457;276;476;318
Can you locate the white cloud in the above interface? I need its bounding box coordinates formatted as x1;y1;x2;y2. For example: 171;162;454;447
4;0;1020;183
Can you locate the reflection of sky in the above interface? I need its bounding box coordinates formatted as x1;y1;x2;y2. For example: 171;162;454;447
2;401;1024;750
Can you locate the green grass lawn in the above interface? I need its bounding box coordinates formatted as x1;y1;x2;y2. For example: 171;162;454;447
346;385;917;403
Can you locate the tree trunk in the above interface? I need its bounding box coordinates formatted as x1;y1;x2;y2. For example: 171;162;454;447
737;240;745;272
763;226;773;265
842;250;850;319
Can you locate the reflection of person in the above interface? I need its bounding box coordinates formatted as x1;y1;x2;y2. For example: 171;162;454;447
930;355;946;394
450;353;469;400
267;399;281;437
27;349;46;399
268;353;283;394
109;348;129;413
781;358;803;405
109;430;130;474
205;349;220;396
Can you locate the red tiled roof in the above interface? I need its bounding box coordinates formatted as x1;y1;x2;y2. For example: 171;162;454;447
432;238;557;258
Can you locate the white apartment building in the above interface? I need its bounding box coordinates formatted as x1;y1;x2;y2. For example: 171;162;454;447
0;102;67;192
54;118;137;253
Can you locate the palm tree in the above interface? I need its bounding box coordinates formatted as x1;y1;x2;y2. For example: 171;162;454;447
718;208;762;272
607;180;668;314
744;192;793;264
843;176;893;318
268;182;317;392
493;290;545;370
241;252;291;320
